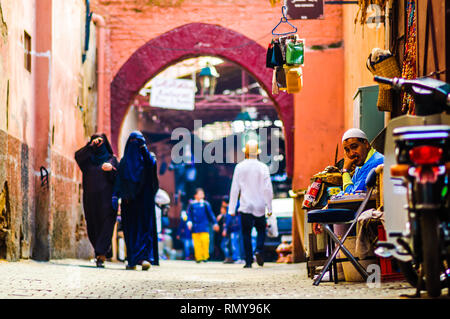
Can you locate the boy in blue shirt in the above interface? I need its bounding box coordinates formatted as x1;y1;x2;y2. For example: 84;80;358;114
186;188;219;263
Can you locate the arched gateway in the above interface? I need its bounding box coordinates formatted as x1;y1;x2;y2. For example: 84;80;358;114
111;23;294;176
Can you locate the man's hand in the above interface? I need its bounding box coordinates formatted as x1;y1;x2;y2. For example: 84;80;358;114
187;222;193;231
222;230;227;237
213;224;220;232
91;137;103;147
343;155;357;172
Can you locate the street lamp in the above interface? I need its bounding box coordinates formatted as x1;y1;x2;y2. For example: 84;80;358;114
199;63;219;96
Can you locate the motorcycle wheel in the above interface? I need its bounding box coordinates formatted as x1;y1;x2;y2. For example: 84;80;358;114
420;213;442;298
397;260;449;291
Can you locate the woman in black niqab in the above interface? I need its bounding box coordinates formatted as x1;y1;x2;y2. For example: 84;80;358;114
75;133;118;267
113;131;159;270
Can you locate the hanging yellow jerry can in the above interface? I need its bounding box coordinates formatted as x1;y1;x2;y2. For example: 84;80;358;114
283;65;303;94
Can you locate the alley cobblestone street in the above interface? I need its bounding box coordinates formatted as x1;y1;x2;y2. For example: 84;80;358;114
0;259;420;299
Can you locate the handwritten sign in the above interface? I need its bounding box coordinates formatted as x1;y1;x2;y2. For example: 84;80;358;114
150;78;196;110
286;0;324;20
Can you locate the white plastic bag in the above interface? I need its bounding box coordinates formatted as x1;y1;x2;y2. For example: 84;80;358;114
266;214;279;238
155;189;170;205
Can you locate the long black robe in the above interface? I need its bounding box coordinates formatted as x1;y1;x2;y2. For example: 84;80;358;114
75;134;118;258
114;132;159;267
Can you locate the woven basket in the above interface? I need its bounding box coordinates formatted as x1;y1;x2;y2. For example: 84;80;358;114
367;54;401;112
377;88;393;112
366;54;401;80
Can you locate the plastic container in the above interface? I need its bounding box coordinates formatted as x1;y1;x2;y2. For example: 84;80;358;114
283;65;303;94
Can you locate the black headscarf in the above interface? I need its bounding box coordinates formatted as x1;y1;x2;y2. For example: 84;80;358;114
89;133;113;166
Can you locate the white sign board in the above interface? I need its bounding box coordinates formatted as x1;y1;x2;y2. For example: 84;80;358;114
150;78;196;111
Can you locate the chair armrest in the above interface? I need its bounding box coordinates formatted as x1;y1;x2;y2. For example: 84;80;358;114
365;167;378;189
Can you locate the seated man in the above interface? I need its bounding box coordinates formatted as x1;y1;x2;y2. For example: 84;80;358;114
312;128;384;236
341;128;384;194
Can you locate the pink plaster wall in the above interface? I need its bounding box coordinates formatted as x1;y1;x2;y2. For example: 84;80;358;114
0;0;96;260
293;48;345;190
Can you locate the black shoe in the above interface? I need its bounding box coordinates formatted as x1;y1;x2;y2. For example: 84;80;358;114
126;265;136;270
96;255;105;268
255;252;264;266
243;264;252;268
223;258;234;264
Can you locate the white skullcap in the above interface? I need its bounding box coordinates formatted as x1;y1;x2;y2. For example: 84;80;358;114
342;128;368;143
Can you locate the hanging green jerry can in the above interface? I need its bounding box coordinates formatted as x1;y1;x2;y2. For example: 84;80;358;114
286;40;304;66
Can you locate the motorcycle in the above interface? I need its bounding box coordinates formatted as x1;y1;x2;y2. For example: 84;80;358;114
373;75;450;298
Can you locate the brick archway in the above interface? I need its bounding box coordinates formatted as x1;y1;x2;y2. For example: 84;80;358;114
111;23;294;176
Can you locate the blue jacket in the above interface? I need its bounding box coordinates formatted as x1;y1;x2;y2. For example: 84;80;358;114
186;200;217;233
177;218;192;240
344;150;384;194
224;213;241;234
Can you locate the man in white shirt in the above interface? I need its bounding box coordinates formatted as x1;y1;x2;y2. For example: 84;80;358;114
228;140;273;268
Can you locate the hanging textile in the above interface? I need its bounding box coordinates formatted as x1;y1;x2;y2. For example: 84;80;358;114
401;0;417;115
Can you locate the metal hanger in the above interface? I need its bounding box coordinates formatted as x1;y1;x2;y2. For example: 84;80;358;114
271;5;298;36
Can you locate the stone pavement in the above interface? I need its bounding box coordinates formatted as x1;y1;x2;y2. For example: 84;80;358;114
0;258;430;299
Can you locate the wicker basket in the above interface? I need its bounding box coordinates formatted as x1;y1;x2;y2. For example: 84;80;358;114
366;54;401;112
377;88;393;112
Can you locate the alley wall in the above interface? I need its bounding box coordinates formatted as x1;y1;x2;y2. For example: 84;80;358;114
0;0;98;261
0;0;36;261
342;4;386;131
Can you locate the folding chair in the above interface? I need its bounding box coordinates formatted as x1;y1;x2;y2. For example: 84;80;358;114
307;167;378;286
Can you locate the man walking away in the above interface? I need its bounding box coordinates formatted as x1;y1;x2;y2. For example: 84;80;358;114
228;140;273;268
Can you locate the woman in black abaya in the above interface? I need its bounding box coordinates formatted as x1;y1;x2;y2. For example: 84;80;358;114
75;133;118;268
113;131;159;270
